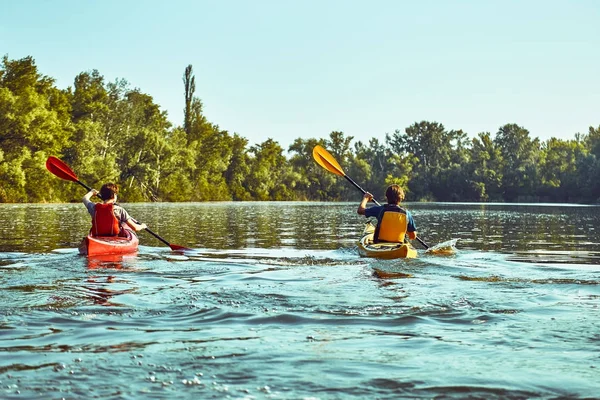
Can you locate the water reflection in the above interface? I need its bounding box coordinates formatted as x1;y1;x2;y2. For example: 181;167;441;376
1;202;600;263
1;203;600;398
84;254;137;307
86;254;129;270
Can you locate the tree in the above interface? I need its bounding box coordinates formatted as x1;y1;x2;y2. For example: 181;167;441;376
349;138;415;201
0;56;73;202
467;132;503;201
183;65;195;136
71;70;109;123
246;139;288;200
388;121;467;201
181;65;233;201
117;90;173;201
65;72;119;193
581;126;600;202
538;138;585;201
494;124;540;201
324;131;355;200
288;137;329;200
224;134;252;200
159;128;196;201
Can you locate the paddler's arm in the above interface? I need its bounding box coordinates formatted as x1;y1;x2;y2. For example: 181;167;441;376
82;189;99;215
406;212;417;240
125;218;147;232
357;192;373;215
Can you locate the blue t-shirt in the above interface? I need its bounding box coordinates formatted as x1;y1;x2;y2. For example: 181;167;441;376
364;205;417;233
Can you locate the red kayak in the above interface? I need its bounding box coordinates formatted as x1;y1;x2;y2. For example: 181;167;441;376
78;229;139;256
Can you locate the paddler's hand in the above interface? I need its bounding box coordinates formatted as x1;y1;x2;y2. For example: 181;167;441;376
358;192;373;215
83;189;99;201
126;219;147;232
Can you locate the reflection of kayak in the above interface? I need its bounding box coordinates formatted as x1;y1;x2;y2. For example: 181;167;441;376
78;229;139;256
86;254;128;269
357;222;417;259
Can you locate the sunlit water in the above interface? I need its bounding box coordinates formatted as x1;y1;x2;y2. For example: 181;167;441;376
1;202;599;399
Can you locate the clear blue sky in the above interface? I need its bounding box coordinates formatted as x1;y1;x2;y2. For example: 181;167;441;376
1;0;598;148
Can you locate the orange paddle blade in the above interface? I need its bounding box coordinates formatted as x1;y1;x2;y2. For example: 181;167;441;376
312;145;345;177
46;156;79;182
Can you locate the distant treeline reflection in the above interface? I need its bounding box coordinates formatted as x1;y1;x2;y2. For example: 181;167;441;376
1;56;599;204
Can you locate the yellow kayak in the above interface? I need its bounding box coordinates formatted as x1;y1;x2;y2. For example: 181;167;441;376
357;222;418;259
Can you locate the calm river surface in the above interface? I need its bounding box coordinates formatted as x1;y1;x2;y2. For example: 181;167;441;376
1;202;599;399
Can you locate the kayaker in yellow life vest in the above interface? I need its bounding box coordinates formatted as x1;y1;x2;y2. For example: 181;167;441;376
83;183;147;237
357;184;417;243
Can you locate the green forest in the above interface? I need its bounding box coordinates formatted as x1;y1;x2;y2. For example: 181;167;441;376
1;55;600;204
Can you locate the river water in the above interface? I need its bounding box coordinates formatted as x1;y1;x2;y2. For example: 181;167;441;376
1;202;599;399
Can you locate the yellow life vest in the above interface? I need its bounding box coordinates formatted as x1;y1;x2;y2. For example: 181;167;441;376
374;205;408;243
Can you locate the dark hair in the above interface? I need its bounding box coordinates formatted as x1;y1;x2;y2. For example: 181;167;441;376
385;184;405;204
100;183;119;200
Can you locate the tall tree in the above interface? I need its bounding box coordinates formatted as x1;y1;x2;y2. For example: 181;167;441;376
181;65;233;200
183;65;195;136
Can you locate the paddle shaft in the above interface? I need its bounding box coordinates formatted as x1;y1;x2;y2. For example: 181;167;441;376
346;175;430;249
131;221;172;248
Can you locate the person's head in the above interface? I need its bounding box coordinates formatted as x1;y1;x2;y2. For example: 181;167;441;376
100;183;119;201
385;184;405;205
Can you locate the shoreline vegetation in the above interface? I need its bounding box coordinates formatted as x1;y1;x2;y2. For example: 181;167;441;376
1;55;599;204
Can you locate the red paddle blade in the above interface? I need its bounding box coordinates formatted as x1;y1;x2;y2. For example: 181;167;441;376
46;156;79;182
169;243;191;251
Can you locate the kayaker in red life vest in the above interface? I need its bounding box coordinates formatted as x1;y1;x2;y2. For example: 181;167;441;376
83;183;147;237
357;184;418;243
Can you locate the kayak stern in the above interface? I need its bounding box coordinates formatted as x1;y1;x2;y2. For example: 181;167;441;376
79;229;139;256
357;222;418;259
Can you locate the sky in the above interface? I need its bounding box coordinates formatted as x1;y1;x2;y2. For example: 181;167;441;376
1;0;599;149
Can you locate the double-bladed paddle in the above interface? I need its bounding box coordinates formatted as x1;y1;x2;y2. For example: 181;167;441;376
46;156;189;251
312;145;431;250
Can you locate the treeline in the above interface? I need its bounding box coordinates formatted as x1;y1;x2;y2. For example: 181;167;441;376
1;55;600;203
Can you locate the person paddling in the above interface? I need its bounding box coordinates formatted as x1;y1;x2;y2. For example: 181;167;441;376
357;184;417;243
83;183;147;237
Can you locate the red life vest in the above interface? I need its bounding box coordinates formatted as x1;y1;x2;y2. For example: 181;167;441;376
373;205;408;243
91;203;121;237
